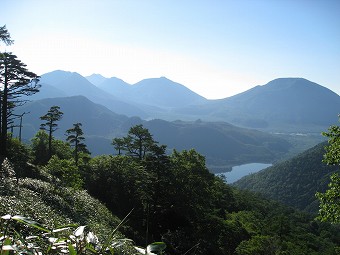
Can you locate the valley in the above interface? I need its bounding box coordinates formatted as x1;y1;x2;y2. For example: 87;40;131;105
2;4;340;253
3;70;340;254
14;70;337;171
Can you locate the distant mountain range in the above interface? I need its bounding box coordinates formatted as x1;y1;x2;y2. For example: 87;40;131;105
28;70;340;133
233;142;338;213
33;70;147;117
96;76;207;108
172;78;340;131
15;95;292;170
13;70;340;168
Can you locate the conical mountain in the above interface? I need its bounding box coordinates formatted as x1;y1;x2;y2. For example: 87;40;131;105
217;78;340;127
174;78;340;131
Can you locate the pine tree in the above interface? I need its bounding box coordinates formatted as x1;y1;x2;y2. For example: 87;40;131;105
40;106;63;160
0;53;39;157
66;123;89;165
0;25;39;157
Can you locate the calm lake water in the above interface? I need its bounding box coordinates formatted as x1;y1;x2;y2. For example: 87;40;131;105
219;163;272;184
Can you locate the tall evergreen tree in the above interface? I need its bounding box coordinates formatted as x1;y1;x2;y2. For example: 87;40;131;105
112;137;125;155
40;106;63;160
0;25;39;157
65;122;89;165
126;124;156;159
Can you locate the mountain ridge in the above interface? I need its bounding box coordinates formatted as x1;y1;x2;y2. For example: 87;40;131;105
15;95;293;169
34;71;340;133
39;70;148;118
172;77;340;131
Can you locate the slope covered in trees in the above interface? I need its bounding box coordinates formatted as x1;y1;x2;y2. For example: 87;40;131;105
316;118;340;223
1;124;340;254
14;96;301;170
234;142;338;213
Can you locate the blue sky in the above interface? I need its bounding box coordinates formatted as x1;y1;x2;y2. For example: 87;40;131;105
2;0;339;99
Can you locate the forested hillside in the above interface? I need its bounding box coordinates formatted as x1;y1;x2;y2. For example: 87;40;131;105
15;96;296;170
234;142;338;213
1;125;340;254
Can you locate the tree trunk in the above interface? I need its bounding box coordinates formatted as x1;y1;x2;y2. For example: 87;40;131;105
0;61;8;157
48;123;53;160
75;137;79;165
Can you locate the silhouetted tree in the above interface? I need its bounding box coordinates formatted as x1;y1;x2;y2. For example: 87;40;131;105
40;106;63;160
113;124;157;159
0;52;39;157
66;122;89;165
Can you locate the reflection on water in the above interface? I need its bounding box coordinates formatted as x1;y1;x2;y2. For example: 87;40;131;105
219;163;272;184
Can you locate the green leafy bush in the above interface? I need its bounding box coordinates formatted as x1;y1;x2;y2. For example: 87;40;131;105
0;214;137;254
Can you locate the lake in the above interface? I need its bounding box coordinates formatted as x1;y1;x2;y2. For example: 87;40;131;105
218;163;272;183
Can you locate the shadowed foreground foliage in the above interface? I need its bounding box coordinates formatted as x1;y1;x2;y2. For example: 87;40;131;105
1;125;340;254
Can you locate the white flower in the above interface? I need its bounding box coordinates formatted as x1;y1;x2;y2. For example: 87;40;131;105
74;226;86;237
1;214;11;220
86;231;99;244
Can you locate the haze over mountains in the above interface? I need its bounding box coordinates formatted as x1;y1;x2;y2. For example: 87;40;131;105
34;70;147;117
15;95;291;170
196;78;340;130
15;70;340;169
30;70;340;132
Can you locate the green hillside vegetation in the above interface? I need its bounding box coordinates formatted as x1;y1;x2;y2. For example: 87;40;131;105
316;119;340;223
0;151;135;254
234;142;338;213
1;126;340;254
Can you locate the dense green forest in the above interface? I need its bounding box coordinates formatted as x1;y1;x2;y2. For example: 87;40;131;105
234;142;339;213
1;122;340;254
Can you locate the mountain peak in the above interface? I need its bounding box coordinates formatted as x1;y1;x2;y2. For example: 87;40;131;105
39;70;75;85
219;77;340;129
86;73;107;86
260;78;337;95
107;76;129;83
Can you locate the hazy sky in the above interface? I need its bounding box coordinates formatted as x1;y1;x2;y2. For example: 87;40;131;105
2;0;340;99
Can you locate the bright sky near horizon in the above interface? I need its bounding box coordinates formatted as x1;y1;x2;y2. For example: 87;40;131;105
1;0;340;99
